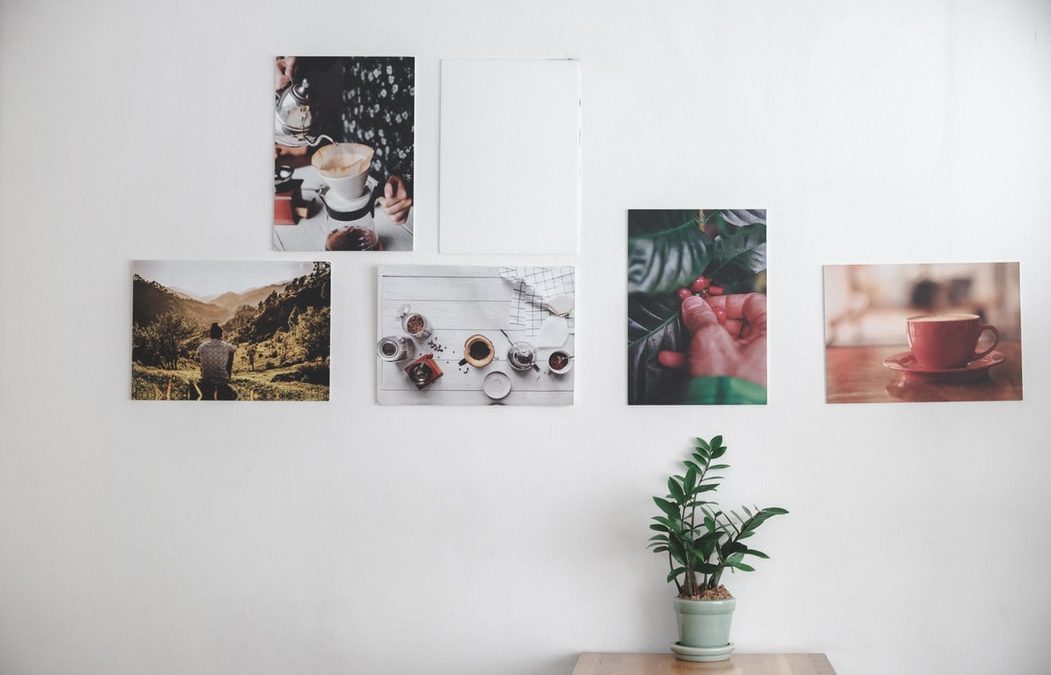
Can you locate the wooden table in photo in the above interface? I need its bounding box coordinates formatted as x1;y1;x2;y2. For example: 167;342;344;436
376;266;574;405
825;341;1022;404
571;653;836;675
272;165;414;252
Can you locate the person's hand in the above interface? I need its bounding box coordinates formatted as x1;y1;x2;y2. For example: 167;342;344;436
275;56;297;91
378;175;412;224
658;293;767;386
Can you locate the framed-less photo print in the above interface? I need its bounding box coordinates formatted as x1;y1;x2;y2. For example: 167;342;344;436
628;209;767;405
273;56;415;252
823;262;1022;404
132;261;331;401
376;266;575;406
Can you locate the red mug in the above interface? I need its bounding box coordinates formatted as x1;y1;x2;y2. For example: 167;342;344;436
906;314;999;369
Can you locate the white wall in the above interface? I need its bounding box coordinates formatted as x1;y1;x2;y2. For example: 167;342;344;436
1;1;1049;673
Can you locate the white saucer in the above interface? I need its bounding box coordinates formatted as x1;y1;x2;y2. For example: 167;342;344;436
483;371;512;400
670;641;735;662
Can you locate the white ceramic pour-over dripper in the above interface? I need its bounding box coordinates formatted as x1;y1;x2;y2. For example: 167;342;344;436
311;143;374;201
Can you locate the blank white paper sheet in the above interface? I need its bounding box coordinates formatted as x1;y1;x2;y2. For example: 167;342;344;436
440;59;580;254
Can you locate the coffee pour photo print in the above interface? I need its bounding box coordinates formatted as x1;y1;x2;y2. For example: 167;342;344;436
823;262;1022;404
628;210;767;405
273;56;415;251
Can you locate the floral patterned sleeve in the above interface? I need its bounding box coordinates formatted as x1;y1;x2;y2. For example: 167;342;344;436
340;57;415;196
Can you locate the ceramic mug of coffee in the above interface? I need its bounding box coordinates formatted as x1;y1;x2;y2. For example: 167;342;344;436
906;314;999;369
547;350;573;375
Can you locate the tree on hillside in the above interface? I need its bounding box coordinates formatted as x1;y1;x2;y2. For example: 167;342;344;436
225;304;257;336
289;306;330;362
133;312;200;369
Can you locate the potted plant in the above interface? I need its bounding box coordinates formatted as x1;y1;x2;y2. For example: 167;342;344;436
648;435;787;662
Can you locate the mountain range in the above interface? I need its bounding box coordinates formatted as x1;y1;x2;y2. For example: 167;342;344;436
133;267;329;344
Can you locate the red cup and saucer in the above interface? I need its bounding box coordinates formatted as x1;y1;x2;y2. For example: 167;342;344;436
882;350;1005;382
883;313;1004;382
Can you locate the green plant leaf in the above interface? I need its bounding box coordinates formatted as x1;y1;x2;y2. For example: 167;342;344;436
745;548;769;559
703;209;766;236
651;545;669;553
628;210;711;294
653;497;679;519
668;478;686;504
683;467;698;495
649;523;669;533
668;538;687;565
695;438;711;452
724;541;748;556
667;566;686;583
627;292;690;405
705;224;767;292
730;562;756;572
653;516;683;533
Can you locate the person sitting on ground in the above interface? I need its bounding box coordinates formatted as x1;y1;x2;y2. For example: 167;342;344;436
196;323;237;401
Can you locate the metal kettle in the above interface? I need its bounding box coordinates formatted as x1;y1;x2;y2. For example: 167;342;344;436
274;78;332;148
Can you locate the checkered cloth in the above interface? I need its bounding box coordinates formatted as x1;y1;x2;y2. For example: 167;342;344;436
500;266;575;336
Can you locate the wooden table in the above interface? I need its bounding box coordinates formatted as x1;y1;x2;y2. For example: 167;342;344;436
272;165;414;251
825;341;1023;403
572;653;836;674
376;266;575;405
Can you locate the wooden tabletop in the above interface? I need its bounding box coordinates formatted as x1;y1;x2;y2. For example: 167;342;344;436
572;653;836;674
824;340;1023;404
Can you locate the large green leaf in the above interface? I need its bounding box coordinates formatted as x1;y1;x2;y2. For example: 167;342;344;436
627;210;711;294
627;292;689;405
703;209;767;235
705;223;767;292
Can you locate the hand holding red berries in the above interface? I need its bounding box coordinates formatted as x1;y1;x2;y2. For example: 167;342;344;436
690;276;711;293
657;292;767;386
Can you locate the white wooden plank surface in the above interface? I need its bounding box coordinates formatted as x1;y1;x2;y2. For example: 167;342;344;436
272;166;414;252
377;266;574;406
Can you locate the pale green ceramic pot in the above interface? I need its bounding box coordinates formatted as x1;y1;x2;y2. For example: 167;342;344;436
673;597;736;650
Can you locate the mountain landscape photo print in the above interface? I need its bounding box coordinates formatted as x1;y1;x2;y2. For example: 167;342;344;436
132;260;331;401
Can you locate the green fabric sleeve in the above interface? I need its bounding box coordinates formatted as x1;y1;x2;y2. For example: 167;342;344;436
682;376;767;405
